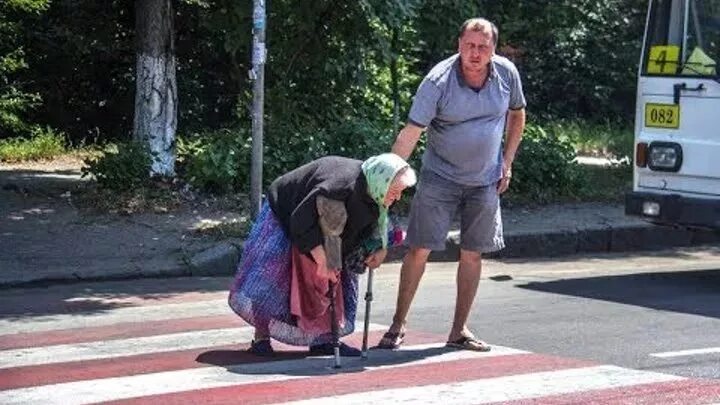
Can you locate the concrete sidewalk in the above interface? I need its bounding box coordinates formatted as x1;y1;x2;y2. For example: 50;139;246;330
2;165;718;288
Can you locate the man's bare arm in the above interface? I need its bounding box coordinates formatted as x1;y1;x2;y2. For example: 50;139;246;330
503;108;526;165
391;123;424;160
497;108;526;194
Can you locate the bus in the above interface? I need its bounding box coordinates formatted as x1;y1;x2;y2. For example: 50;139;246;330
625;0;720;229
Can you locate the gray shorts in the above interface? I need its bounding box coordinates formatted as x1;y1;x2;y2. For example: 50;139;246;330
405;170;504;253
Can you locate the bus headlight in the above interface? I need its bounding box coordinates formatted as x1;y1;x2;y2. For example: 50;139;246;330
648;142;682;172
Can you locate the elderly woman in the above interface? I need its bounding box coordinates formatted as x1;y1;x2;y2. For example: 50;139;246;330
228;153;416;356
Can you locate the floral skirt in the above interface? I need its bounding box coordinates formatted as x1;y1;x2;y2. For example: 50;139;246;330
228;202;359;346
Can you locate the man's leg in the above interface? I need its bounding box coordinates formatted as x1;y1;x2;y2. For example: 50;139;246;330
387;247;431;334
448;183;503;349
380;170;459;347
448;249;482;341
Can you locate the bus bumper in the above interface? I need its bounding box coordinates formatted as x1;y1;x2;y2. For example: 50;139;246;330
625;191;720;230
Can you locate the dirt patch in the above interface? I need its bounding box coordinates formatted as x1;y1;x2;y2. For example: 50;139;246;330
1;157;254;286
0;154;88;172
2;155;252;221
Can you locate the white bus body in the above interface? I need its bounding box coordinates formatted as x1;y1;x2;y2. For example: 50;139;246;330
626;0;720;229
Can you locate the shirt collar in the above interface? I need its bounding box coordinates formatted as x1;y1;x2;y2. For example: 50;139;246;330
454;54;497;90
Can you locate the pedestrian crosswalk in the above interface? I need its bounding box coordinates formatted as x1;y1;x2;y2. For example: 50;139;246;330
1;295;719;404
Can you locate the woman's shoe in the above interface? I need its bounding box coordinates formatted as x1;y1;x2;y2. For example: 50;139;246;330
248;339;274;355
308;342;361;357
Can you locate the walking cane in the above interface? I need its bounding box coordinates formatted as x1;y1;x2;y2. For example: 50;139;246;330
327;279;341;368
361;266;373;359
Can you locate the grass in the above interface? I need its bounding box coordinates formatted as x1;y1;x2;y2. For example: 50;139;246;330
0;128;69;162
574;163;633;202
549;119;634;160
503;162;633;208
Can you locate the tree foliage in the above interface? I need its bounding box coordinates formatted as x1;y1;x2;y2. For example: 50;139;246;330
5;0;648;191
0;0;48;136
4;0;649;135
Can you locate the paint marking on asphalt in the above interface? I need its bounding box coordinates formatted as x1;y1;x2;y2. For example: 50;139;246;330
0;323;387;369
279;365;683;405
650;346;720;358
0;343;527;405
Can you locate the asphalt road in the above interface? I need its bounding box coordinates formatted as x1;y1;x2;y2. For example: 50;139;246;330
2;245;718;387
367;245;720;380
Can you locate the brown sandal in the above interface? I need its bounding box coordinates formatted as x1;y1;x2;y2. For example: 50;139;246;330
376;331;405;349
446;336;492;352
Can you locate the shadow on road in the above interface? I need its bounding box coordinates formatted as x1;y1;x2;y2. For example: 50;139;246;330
517;268;720;318
197;346;451;376
0;277;230;319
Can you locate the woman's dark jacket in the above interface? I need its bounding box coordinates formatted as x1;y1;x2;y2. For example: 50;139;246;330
266;156;379;257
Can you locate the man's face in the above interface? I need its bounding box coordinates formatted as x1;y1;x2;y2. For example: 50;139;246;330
458;28;495;73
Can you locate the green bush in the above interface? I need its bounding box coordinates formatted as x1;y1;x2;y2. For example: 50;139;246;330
264;117;395;181
575;163;632;202
0;126;66;162
176;119;396;194
175;119;629;208
82;142;151;190
511;123;582;203
177;128;251;193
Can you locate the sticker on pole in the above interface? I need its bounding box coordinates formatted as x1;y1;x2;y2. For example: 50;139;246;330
252;42;266;65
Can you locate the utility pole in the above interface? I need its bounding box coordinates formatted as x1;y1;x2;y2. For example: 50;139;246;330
250;0;266;218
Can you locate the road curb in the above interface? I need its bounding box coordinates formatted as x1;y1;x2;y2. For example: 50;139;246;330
386;224;719;262
188;242;241;277
4;224;718;288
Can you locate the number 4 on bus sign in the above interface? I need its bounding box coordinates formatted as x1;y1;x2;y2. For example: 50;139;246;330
647;45;680;74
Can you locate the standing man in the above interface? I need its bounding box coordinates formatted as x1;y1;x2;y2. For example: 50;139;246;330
378;18;526;351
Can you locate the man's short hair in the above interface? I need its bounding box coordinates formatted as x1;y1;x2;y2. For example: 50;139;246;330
458;18;498;46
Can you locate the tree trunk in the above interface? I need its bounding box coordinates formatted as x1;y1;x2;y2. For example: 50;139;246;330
133;0;177;177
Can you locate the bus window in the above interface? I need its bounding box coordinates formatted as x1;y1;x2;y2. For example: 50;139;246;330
644;0;719;76
682;0;719;75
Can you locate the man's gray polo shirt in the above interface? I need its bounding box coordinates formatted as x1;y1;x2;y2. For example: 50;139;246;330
408;54;526;187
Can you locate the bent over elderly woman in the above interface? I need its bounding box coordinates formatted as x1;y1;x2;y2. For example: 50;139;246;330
228;153;416;356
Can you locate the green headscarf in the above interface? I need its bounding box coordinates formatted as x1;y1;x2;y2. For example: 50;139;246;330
361;153;411;249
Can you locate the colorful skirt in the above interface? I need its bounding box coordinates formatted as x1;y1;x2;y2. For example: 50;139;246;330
228;202;359;346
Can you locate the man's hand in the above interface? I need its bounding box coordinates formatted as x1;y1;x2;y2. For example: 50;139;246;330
499;108;525;194
364;248;388;270
497;159;512;194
